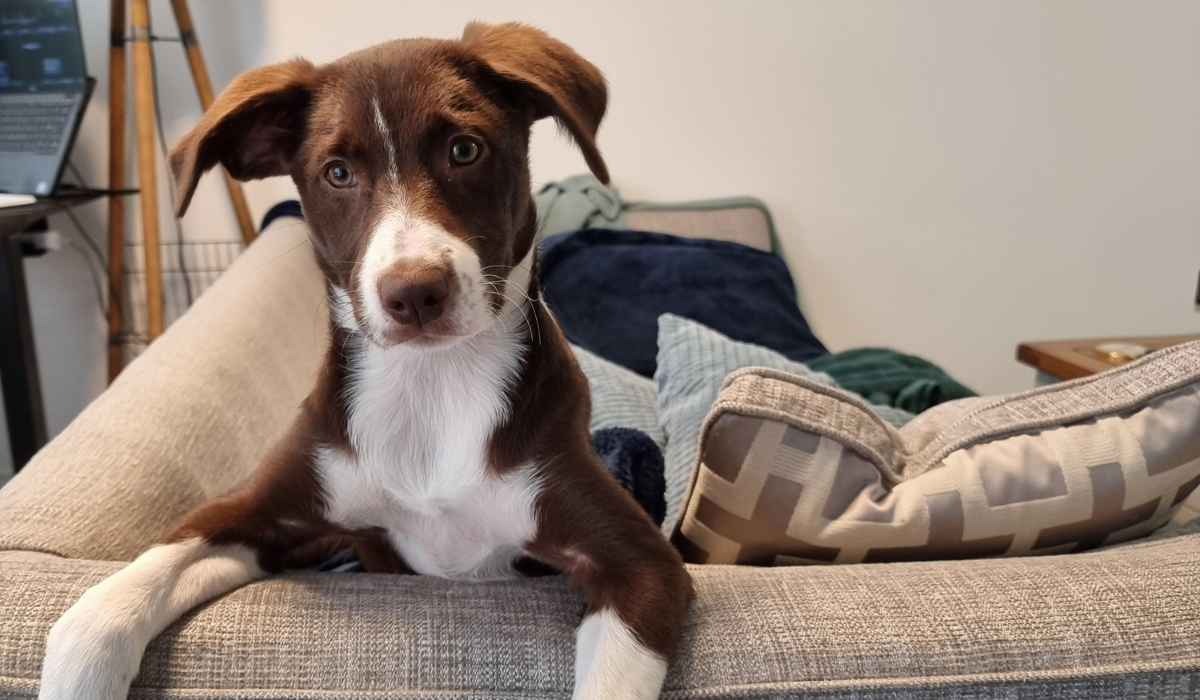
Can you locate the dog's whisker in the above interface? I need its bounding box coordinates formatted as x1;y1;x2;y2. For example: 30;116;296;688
482;275;539;310
479;278;533;344
489;284;540;347
244;239;311;273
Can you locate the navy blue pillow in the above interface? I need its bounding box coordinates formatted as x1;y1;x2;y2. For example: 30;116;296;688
540;229;827;377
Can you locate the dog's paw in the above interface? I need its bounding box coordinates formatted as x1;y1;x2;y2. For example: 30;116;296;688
39;589;143;700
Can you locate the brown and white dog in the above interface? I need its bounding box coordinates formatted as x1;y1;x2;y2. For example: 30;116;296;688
39;23;691;700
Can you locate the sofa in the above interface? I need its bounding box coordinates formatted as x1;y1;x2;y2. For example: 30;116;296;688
3;215;1200;699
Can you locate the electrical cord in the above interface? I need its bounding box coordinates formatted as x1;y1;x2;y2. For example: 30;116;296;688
148;23;195;306
60;163;109;270
55;203;109;318
61;241;107;316
60;204;106;273
65;161;85;184
50;162;111;320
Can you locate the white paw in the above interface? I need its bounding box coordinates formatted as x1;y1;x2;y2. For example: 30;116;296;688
39;588;144;700
572;610;668;700
37;540;257;700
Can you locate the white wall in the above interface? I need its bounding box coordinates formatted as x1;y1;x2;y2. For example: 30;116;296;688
6;0;1199;475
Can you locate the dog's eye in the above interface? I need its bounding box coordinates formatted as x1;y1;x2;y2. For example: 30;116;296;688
324;161;355;188
449;137;481;165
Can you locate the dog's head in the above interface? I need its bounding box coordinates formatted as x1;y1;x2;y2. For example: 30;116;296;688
169;23;607;347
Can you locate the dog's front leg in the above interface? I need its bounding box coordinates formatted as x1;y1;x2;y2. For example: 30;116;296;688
39;534;265;700
529;468;693;700
39;441;331;700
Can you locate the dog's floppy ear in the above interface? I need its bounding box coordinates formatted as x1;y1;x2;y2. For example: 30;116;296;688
168;58;319;216
462;22;610;184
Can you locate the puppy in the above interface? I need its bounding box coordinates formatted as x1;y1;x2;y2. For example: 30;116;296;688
39;22;691;700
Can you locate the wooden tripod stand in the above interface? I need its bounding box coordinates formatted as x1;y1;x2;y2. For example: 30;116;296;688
106;0;256;381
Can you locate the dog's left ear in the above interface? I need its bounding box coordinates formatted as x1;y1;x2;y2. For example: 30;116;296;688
462;22;610;184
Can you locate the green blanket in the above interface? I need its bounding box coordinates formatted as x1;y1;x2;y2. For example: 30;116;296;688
535;174;627;236
808;348;976;415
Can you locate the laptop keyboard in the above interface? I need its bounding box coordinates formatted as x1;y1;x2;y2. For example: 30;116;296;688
0;99;74;155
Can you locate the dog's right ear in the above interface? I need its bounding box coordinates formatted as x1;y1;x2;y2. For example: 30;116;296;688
168;58;319;217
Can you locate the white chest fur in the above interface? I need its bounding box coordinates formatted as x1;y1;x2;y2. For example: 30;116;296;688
316;326;540;581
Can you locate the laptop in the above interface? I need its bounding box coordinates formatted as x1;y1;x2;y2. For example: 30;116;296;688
0;0;90;201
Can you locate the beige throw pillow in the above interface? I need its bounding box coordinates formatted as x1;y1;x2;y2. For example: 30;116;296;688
673;342;1200;565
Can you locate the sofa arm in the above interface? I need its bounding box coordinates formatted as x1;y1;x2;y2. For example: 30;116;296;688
0;219;328;562
5;532;1200;699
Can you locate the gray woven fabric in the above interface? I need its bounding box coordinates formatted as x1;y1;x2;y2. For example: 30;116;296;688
0;220;326;561
5;531;1200;699
715;367;904;483
655;314;913;533
624;206;773;252
572;344;664;449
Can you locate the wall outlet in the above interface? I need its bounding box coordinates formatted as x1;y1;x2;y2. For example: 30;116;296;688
20;230;61;256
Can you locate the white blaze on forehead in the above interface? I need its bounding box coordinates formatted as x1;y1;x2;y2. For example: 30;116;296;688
371;96;398;181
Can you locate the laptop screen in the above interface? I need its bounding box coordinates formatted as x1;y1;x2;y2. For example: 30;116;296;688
0;0;85;93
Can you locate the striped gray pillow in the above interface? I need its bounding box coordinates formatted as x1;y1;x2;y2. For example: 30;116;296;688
572;344;664;450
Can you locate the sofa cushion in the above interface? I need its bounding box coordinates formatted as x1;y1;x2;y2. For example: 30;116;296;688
655;314;913;534
674;341;1200;565
6;542;1200;699
623;197;777;252
0;220;327;561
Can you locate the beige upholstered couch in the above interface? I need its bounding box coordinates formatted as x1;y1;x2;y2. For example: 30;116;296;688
3;220;1200;699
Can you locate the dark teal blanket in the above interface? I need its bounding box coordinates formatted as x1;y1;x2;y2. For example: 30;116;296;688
808;348;976;415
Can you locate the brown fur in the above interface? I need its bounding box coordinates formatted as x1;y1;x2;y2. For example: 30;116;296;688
165;22;691;662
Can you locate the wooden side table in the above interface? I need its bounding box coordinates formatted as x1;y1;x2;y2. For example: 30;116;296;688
1018;334;1200;384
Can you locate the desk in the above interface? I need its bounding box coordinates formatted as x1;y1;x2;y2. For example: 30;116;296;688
0;194;101;472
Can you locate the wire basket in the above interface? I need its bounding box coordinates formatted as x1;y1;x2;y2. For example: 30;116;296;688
119;239;245;362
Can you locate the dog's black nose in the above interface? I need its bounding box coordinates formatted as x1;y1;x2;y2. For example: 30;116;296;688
378;268;449;327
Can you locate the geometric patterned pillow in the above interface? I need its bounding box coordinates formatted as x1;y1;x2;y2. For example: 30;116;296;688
654;313;914;536
673;341;1200;565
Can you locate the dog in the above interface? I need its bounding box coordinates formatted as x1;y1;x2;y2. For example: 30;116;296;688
38;22;691;700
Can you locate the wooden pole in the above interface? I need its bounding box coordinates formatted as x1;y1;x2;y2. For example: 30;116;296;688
129;0;164;339
106;0;127;381
169;0;256;245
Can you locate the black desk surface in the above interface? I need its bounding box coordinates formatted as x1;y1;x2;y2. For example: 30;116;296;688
0;193;104;235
